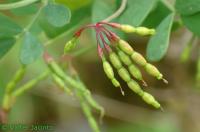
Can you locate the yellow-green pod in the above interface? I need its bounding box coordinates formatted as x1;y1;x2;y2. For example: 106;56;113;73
118;67;131;82
145;63;162;80
118;50;132;66
142;92;160;108
64;37;77;53
131;52;147;66
127;80;144;96
120;24;136;33
103;61;114;79
109;52;122;69
118;39;134;55
111;78;124;95
111;78;120;87
135;27;155;36
128;64;143;81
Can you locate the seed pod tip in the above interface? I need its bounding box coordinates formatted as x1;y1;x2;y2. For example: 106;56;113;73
142;80;148;87
119;85;125;96
162;78;168;84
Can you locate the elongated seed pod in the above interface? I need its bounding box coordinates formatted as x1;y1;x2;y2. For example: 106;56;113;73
103;61;114;79
145;63;163;80
128;64;143;81
52;73;73;96
131;52;147;66
120;24;136;33
111;78;120;87
102;59;124;95
77;91;100;132
135;27;155;36
6;65;26;93
109;52;122;69
142;92;160;109
84;92;105;120
118;67;131;82
127;80;144;96
64;37;77;53
118;39;134;55
118;50;146;85
117;50;132;66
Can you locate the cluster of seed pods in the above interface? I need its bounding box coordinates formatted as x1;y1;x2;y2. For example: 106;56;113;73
64;21;168;109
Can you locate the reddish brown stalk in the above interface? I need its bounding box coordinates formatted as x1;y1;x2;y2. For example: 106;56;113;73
100;26;119;42
96;26;111;53
96;27;103;58
97;21;121;28
74;24;96;37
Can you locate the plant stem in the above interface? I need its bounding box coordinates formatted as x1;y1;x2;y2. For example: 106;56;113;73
12;71;49;98
44;18;89;46
0;0;39;10
102;0;127;22
162;0;175;12
15;0;48;39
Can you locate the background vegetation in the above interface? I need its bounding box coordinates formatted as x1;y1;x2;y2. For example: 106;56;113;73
0;0;200;132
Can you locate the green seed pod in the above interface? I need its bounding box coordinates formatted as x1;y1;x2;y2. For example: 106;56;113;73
135;27;155;36
52;73;73;96
142;92;160;108
111;78;125;95
145;63;162;80
111;78;120;87
128;64;143;81
118;39;134;55
131;52;147;66
64;37;77;53
84;92;105;120
103;61;114;79
118;50;132;66
118;67;131;82
127;79;144;96
109;52;122;69
120;24;136;33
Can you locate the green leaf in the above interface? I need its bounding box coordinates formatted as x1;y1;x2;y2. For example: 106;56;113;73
55;0;92;11
118;0;157;26
175;0;200;15
8;0;38;15
43;3;71;27
92;0;117;22
0;37;16;59
181;12;200;36
142;1;171;28
147;13;174;61
0;13;22;37
20;32;43;65
40;6;90;38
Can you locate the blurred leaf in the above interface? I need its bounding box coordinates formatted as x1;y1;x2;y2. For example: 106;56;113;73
43;3;71;27
55;0;92;10
142;1;171;28
175;0;200;15
147;13;174;61
20;32;43;65
40;6;90;38
9;0;38;16
118;0;157;26
0;37;16;59
181;12;200;36
0;13;22;37
92;0;117;22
